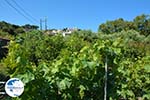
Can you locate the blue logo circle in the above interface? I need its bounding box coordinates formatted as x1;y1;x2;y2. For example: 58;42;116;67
5;78;24;97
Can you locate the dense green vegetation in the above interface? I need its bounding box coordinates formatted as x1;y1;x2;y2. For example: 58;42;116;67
99;14;150;36
0;21;38;38
0;14;150;100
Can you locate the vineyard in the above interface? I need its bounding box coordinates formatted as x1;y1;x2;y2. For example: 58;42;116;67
0;14;150;100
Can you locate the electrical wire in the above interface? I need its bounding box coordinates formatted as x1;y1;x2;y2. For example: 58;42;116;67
4;0;36;24
11;0;39;23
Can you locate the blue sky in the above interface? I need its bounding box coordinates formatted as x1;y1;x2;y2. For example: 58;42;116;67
0;0;150;32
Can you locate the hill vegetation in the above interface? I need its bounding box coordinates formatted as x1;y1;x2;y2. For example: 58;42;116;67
0;14;150;100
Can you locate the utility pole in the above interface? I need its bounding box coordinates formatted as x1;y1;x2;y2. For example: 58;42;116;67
40;19;42;30
40;18;47;31
104;55;108;100
45;17;47;31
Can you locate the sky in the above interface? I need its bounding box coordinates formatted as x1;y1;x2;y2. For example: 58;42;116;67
0;0;150;32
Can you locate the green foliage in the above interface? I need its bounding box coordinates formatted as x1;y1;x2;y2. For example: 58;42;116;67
72;30;98;43
0;30;13;39
0;21;38;38
22;24;39;32
1;14;150;100
116;56;150;99
134;14;150;36
0;21;24;36
98;18;135;34
98;14;150;36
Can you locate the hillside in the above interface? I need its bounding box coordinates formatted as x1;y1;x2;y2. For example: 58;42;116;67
0;14;150;99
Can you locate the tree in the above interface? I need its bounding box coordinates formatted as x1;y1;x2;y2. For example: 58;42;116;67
22;24;39;32
133;14;150;36
98;18;135;34
98;14;150;36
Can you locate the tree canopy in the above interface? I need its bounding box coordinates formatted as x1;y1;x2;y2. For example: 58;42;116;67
98;14;150;36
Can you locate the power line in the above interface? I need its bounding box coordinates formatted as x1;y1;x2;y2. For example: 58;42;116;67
11;0;39;23
4;0;35;24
